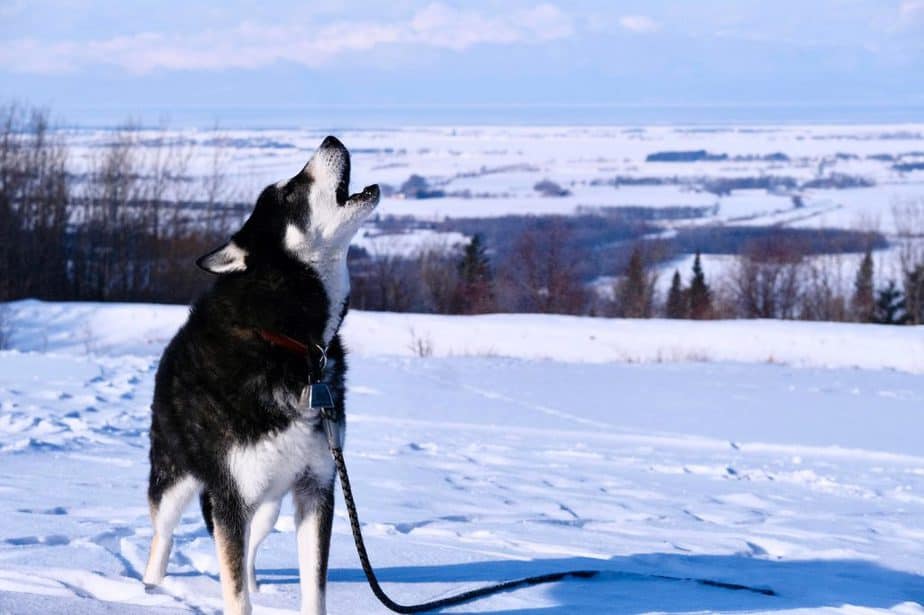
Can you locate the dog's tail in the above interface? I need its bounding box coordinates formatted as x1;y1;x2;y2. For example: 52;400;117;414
199;489;214;536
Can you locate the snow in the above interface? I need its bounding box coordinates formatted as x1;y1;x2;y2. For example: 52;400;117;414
1;300;924;613
795;184;924;234
60;124;924;231
5;300;922;373
352;228;469;258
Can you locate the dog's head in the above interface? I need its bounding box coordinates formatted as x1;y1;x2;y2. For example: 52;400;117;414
197;136;379;275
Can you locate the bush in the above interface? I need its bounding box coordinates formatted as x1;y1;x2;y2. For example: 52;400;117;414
533;179;571;197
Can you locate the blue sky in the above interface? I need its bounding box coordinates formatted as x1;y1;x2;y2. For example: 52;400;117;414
1;1;922;125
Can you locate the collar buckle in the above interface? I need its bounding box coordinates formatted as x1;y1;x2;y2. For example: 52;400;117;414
315;343;328;371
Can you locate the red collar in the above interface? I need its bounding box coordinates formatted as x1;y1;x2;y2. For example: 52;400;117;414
257;328;314;355
256;328;330;375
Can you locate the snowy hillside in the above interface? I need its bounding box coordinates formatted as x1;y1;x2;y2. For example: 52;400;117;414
1;301;923;613
4;300;923;372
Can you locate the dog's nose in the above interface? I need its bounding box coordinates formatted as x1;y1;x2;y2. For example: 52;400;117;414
320;135;345;151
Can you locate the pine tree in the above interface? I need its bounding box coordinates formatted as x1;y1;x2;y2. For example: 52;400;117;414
873;280;907;325
851;249;875;322
459;234;489;284
665;269;687;318
454;234;494;313
617;247;654;318
687;251;712;319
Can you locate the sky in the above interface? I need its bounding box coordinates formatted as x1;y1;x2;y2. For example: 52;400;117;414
1;0;923;126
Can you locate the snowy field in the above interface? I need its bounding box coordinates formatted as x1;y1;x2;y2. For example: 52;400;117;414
1;301;924;614
62;124;924;246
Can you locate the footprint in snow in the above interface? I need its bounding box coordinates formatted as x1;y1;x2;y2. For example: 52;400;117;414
5;534;70;546
17;506;68;515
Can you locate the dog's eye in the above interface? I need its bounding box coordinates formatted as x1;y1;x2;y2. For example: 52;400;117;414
281;183;300;204
281;175;309;205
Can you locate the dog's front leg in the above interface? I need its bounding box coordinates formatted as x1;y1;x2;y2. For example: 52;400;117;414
211;494;253;615
246;498;282;594
294;480;334;615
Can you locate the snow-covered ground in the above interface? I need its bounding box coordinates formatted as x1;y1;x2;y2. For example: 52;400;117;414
352;227;469;258
1;301;924;613
60;124;924;251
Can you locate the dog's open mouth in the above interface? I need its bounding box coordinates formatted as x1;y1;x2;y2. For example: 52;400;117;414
345;184;380;210
316;138;379;211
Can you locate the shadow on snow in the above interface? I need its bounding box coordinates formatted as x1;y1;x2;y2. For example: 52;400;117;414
260;553;923;613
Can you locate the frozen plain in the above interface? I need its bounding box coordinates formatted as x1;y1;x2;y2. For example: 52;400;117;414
0;301;923;613
60;124;924;295
63;124;924;232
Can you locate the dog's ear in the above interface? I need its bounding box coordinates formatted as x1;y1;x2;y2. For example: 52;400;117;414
196;241;248;274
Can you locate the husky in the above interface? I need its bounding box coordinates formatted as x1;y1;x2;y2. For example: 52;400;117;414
143;136;379;615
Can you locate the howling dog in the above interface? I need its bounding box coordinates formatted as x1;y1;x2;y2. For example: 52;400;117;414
143;136;379;615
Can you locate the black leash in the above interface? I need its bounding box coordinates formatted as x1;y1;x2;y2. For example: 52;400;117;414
329;444;598;612
319;411;598;613
265;328;774;611
318;410;777;612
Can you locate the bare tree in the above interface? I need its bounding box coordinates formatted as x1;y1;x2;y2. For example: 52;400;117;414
850;249;875;322
892;200;924;324
366;254;419;312
732;237;806;319
892;199;924;277
801;254;849;322
74;123;142;299
496;222;587;314
905;264;924;325
200;128;239;239
0;104;70;301
614;245;657;318
417;245;461;314
0;106;235;304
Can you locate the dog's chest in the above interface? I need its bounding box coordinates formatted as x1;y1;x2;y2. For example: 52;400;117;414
226;419;335;504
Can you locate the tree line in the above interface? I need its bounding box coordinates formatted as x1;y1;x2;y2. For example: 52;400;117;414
349;228;923;325
0;105;237;304
2;103;922;325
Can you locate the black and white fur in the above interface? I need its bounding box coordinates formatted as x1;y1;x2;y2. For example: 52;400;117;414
143;136;379;615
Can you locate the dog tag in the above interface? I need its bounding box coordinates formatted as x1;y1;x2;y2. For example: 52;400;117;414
308;383;334;409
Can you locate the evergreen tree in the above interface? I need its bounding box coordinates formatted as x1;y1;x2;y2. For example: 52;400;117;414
873;280;907;325
454;234;494;313
851;249;875;322
617;247;654;318
665;269;687;318
458;234;490;283
687;251;712;319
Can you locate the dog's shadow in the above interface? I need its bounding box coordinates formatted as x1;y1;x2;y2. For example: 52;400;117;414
259;552;924;613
